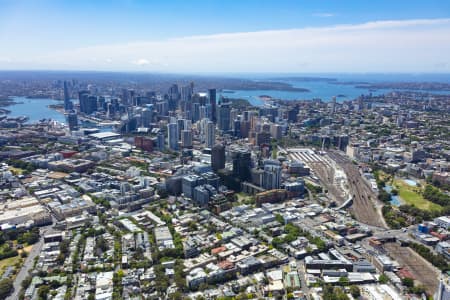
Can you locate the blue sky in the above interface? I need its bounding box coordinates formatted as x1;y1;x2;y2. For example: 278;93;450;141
0;0;449;72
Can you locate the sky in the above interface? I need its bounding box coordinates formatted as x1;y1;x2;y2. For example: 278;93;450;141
0;0;450;73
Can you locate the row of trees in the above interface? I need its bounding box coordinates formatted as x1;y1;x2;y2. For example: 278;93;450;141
409;242;449;271
6;159;36;174
423;185;450;207
0;227;40;246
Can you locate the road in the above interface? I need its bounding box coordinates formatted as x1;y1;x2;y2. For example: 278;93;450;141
327;150;387;229
7;225;53;300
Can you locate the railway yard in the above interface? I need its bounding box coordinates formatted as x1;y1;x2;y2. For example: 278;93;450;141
384;242;440;295
287;147;386;228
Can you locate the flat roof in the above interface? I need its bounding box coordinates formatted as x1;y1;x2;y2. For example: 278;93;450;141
89;132;120;139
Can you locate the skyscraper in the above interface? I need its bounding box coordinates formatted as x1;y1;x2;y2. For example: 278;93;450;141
231;148;251;181
209;89;217;122
262;160;282;190
181;129;193;148
78;91;89;114
211;144;225;171
141;108;152;127
66;111;78;131
168;123;178;151
63;81;72;111
157;132;165;151
217;101;231;132
205;121;215;148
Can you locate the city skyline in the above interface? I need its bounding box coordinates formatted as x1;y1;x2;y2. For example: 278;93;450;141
0;0;450;73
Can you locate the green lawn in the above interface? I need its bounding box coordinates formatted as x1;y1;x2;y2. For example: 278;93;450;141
0;256;21;277
394;179;442;211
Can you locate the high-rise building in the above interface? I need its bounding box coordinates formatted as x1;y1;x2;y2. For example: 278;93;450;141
63;81;72;111
209;89;217;122
231;148;252;181
182;174;205;199
217;101;231;132
181;129;193;148
78;91;89;114
205;121;215;148
168;123;178;151
270;124;283;140
262;160;282;190
157;133;165;151
141;108;152;127
177;119;185;140
79;91;97;115
135;136;153;152
66;111;78;131
211;144;225;171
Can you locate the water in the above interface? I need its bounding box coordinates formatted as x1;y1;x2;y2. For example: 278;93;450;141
7;97;66;124
403;179;418;187
220;74;450;106
6;97;114;132
384;185;401;207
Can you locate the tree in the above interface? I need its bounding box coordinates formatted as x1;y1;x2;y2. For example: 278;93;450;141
349;285;361;298
37;284;50;300
0;278;13;299
402;277;414;288
379;274;389;284
275;213;284;224
338;276;349;286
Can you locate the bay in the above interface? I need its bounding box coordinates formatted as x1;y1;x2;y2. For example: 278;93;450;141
7;97;66;124
220;74;450;106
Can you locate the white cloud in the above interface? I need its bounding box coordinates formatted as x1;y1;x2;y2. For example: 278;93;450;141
132;58;150;66
3;18;450;72
312;13;335;18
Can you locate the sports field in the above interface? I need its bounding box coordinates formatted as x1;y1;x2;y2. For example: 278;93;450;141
393;179;442;211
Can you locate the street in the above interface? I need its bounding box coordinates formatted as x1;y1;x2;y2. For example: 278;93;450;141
6;225;53;300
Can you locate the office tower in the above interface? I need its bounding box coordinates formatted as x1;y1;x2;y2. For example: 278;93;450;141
182;174;205;199
192;102;200;122
181;84;193;102
168;123;178;151
211;144;225;171
233;119;241;137
156;101;169;117
205;121;215;148
78;91;89;114
262;160;282;190
79;92;97;115
63;81;72;111
87;96;98;114
181;129;193;148
135;136;153;152
157;133;165;151
168;84;179;111
97;96;106;111
208;89;217;122
231;148;251;181
270;124;283;140
141;108;152;127
331;96;337;114
66;111;78;131
180;84;193;113
255;131;271;146
121;89;135;105
217;101;231;132
184;119;192;130
177;119;185;140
